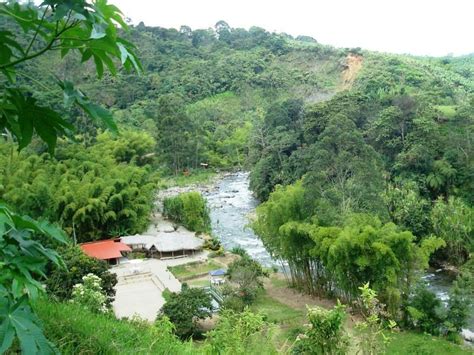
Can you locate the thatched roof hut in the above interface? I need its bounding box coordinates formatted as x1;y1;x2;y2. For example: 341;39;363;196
121;232;204;258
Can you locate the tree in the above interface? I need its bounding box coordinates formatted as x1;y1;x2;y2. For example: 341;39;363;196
0;0;141;153
162;192;211;233
445;271;473;339
158;284;212;339
155;94;196;174
367;106;406;163
249;99;304;200
179;25;192;38
404;267;473;340
296;35;317;43
317;215;444;311
226;254;268;304
405;283;445;335
253;184;445;313
191;28;215;48
431;197;473;265
426;159;457;199
0;133;156;241
383;180;431;238
215;20;231;44
304;114;386;224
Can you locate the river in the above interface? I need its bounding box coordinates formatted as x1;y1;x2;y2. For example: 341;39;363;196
203;172;473;336
203;171;274;267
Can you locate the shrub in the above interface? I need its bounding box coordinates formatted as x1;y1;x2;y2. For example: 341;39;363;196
204;237;222;251
231;246;249;257
34;300;194;354
208;247;225;258
405;283;445;335
163;192;211;233
205;308;275;354
45;246;117;305
221;293;246;312
404;270;472;342
293;303;349;355
431;197;473;265
445;268;473;338
356;283;396;355
71;274;108;313
162;194;184;222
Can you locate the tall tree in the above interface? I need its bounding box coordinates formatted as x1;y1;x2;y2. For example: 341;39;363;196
304;114;385;224
431;197;473;265
155;94;196;174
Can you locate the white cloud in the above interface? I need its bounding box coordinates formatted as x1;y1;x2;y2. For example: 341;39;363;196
111;0;473;56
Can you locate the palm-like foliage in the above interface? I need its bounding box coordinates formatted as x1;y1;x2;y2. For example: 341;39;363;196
0;131;156;242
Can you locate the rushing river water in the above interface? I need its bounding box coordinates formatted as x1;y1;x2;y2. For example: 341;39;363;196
422;270;474;333
203;172;473;336
204;172;274;267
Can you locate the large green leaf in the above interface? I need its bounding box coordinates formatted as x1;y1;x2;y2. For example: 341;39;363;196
0;30;24;66
60;80;117;133
0;298;58;355
0;89;74;153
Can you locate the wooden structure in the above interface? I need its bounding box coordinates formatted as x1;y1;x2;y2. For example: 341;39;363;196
121;233;204;259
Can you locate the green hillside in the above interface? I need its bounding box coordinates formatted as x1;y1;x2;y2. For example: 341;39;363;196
0;2;472;353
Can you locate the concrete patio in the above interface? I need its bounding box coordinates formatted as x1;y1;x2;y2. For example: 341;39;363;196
111;253;208;321
112;259;181;321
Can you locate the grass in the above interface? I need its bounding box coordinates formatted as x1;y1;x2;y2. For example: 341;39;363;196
387;332;471;355
168;260;222;280
269;274;289;288
33;300;195;354
250;290;306;350
29;298;471;355
253;276;472;354
187;278;211;288
159;169;217;188
251;291;304;324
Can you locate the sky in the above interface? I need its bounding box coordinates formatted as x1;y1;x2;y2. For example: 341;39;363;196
110;0;473;57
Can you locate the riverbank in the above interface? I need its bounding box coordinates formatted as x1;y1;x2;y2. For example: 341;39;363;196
158;169;220;188
165;256;471;354
157;171;473;351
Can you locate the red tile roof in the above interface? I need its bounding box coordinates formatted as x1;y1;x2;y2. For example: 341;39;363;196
80;239;131;260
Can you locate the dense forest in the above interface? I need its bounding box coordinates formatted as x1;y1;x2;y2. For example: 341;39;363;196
0;1;472;353
1;16;353;239
3;8;472;263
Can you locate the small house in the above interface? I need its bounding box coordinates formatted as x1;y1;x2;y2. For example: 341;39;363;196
80;239;131;265
209;269;226;285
